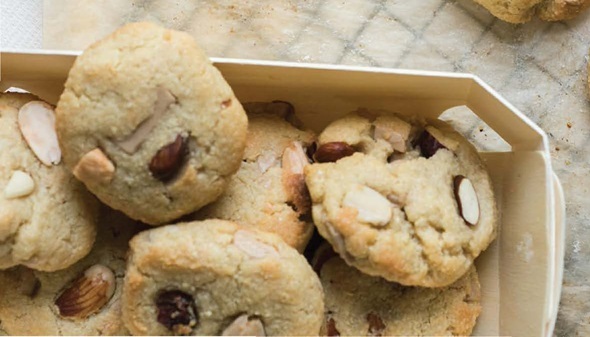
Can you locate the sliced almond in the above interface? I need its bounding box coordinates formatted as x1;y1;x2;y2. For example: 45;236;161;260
221;314;266;336
343;185;392;227
4;170;35;199
55;264;116;319
18;101;61;166
73;148;115;185
117;87;176;154
282;141;311;214
233;230;279;259
453;175;480;226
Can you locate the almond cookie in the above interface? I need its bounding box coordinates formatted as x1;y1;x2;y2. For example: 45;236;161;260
122;220;324;335
473;0;590;23
56;22;248;225
196;101;315;252
305;111;497;287
315;247;481;336
0;93;97;271
0;205;145;335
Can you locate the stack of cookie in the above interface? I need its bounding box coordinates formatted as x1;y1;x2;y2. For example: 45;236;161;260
0;22;497;336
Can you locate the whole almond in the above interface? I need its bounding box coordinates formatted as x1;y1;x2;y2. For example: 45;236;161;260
314;142;355;163
149;135;188;182
55;264;116;319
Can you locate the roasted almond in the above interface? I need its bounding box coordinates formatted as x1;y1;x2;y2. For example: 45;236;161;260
314;142;355;163
282;141;312;214
149;135;188;182
55;264;116;319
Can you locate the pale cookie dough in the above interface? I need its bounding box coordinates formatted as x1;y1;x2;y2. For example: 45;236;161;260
0;93;97;272
473;0;590;23
196;102;315;252
56;22;248;225
305;112;497;287
122;220;324;336
0;205;145;335
316;249;481;336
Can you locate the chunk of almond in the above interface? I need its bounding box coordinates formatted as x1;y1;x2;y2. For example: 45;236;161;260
18;101;61;166
4;170;35;199
117;87;176;154
55;264;116;319
233;230;279;259
453;175;480;226
73;148;115;185
343;185;392;227
373;118;411;153
221;314;266;336
282;141;311;213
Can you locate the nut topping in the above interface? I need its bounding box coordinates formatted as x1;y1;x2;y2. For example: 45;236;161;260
55;264;116;319
314;142;355;163
282;141;312;214
366;312;386;337
221;314;266;336
453;175;480;226
373;120;411;153
4;170;35;199
416;129;447;158
343;185;392;227
149;135;188;182
156;290;198;335
72;148;115;185
18;101;61;166
233;230;279;259
117;87;176;154
325;316;340;336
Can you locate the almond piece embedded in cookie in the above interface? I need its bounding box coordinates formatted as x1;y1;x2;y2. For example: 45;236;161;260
454;175;480;226
221;314;266;336
343;185;392;227
233;230;279;258
282;141;311;213
73;148;116;185
4;170;35;199
149;134;188;182
373;118;411;153
314;142;355;163
18;101;61;166
117;87;177;154
55;264;116;319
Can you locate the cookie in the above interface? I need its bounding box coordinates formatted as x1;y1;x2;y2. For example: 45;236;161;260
305;111;497;287
122;219;324;335
316;248;481;336
196;102;315;252
0;205;144;335
473;0;590;23
56;22;248;225
0;93;97;271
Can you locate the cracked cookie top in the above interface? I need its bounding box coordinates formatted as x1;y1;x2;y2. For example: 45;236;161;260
0;205;144;335
122;219;324;336
304;111;497;287
0;93;98;272
195;102;316;252
316;248;481;336
56;22;248;225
